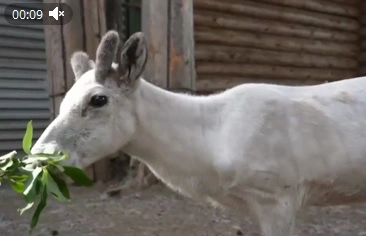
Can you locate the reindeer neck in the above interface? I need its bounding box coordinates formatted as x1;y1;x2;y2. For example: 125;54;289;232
124;79;224;170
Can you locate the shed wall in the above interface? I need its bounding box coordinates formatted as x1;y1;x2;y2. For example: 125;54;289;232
359;1;366;75
193;0;361;93
0;0;51;154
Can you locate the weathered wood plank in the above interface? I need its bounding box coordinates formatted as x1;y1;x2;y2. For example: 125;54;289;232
61;0;84;90
193;0;359;32
43;0;65;118
359;52;366;64
257;0;359;17
331;0;359;6
195;45;358;69
361;41;366;51
195;27;359;57
98;0;107;36
141;0;169;88
360;28;366;38
360;15;366;25
359;66;366;75
169;0;196;90
359;2;366;76
194;9;358;42
196;62;357;81
361;1;366;12
83;0;100;60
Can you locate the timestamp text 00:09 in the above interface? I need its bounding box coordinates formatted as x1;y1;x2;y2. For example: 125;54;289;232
12;10;43;20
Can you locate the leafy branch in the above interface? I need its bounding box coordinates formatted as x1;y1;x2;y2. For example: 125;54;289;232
0;121;93;232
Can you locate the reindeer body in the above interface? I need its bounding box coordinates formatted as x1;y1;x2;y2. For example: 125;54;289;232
123;77;366;235
31;31;366;236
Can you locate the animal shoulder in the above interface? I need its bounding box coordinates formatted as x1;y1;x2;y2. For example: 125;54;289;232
218;83;292;111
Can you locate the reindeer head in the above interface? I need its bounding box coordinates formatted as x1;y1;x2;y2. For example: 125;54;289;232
31;31;148;168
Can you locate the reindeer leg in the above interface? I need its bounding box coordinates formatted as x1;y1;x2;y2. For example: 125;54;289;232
249;195;296;236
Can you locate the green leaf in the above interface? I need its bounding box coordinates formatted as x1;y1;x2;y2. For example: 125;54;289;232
22;164;36;172
35;179;42;195
44;169;69;202
23;179;42;204
48;167;69;199
29;168;49;231
0;158;8;166
0;151;17;161
51;154;68;163
50;163;65;173
30;184;47;231
23;167;42;202
5;158;20;172
63;166;93;186
22;156;49;164
18;202;34;216
0;158;10;168
9;174;29;182
22;121;33;155
1;158;14;171
25;153;67;164
8;179;25;193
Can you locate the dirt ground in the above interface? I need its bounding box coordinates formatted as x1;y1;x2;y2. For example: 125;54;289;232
1;182;366;236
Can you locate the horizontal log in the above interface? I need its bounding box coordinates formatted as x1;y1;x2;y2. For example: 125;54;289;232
361;15;366;25
194;9;358;42
330;0;359;5
196;62;357;81
360;28;366;38
193;0;359;32
256;0;358;17
196;75;327;92
195;44;358;69
361;41;366;50
195;27;359;57
359;52;366;64
359;66;366;75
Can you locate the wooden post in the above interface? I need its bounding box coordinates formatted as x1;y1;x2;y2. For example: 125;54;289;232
44;1;66;118
61;0;85;89
142;0;169;88
43;0;110;182
141;0;195;89
169;0;196;90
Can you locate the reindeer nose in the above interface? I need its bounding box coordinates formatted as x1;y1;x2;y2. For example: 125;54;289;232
30;142;61;155
31;142;78;167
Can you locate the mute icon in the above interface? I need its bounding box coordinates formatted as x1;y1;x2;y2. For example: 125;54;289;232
49;7;59;20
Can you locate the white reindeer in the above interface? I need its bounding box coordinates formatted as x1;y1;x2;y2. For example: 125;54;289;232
31;30;366;236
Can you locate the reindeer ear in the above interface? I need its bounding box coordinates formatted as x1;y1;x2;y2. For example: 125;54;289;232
117;32;148;84
70;51;95;80
95;30;120;82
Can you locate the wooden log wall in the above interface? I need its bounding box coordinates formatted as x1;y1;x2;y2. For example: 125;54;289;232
193;0;361;93
360;1;366;75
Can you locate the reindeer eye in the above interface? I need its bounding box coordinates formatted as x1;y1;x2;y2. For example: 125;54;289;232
90;95;108;107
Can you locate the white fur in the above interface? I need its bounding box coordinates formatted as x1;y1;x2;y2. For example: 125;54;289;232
32;32;366;236
124;77;366;235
